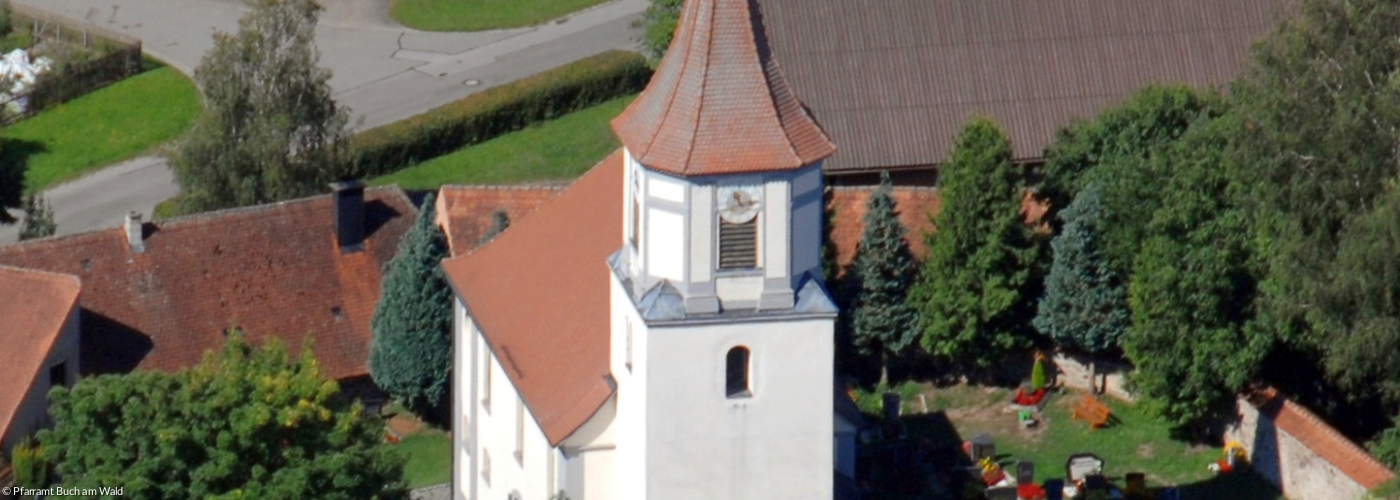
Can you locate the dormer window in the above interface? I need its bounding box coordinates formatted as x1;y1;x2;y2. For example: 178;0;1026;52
717;185;761;270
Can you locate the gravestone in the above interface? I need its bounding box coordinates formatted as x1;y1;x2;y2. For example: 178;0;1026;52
1016;461;1035;485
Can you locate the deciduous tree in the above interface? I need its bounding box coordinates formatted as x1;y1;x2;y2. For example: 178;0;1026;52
1231;0;1400;404
369;193;453;418
18;194;55;240
637;0;682;63
1123;117;1269;427
40;336;407;500
912;117;1036;369
173;0;351;214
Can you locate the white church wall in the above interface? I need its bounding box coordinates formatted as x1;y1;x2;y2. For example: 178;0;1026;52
762;179;790;281
640;316;835;500
646;208;685;282
453;300;476;500
452;300;561;500
561;398;619;500
610;274;650;500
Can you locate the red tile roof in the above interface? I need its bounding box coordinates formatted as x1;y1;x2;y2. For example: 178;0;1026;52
434;185;564;257
612;0;835;176
0;188;416;381
441;151;624;446
826;187;1047;275
0;265;80;441
1252;387;1397;490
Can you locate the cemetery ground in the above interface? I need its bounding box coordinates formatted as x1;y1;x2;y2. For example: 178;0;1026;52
1;62;198;194
384;402;453;489
858;383;1283;500
370;95;634;190
390;0;616;32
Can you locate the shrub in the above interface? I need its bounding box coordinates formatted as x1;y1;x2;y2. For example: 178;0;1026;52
351;50;651;177
11;438;46;490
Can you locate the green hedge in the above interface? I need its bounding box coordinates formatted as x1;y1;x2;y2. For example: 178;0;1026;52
352;50;652;177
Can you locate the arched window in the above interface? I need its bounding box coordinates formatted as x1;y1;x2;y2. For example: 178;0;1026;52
726;346;751;398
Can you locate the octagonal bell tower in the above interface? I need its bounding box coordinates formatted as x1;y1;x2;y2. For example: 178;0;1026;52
606;0;839;499
610;0;835;315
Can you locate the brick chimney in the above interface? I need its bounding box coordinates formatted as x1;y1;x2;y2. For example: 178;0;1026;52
125;211;145;254
331;181;365;254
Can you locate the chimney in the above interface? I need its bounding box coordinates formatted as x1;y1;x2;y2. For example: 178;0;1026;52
125;211;145;254
331;181;365;253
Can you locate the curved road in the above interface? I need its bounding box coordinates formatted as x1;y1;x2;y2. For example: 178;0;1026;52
0;0;645;243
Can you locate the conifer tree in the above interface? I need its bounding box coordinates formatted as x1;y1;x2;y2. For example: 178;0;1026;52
1033;184;1128;389
850;172;919;381
912;117;1036;369
369;193;453;417
1036;184;1131;352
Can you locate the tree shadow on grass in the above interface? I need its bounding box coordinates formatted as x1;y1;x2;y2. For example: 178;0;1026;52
0;137;48;224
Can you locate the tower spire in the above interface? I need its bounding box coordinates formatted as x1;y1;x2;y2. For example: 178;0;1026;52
611;0;835;176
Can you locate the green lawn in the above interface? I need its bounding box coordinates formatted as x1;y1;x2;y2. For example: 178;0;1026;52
862;384;1283;499
370;95;632;190
2;66;200;193
390;0;614;31
394;430;452;489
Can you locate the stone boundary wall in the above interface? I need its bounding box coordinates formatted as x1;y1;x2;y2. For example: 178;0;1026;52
1226;388;1396;500
1046;351;1133;401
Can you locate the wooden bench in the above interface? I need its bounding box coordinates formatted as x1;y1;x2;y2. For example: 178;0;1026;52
1071;393;1111;430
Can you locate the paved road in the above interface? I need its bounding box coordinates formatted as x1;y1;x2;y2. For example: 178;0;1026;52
1;0;645;244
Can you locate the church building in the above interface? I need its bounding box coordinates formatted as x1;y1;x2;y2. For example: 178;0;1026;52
441;0;854;498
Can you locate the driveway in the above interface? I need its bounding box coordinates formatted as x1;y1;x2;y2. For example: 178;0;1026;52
0;0;646;244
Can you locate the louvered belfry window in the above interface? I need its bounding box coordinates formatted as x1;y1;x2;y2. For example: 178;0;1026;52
718;219;757;269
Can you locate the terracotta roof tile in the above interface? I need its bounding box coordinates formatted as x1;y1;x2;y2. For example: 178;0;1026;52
0;265;80;440
1253;388;1398;490
756;0;1288;172
441;151;624;446
0;188;416;381
434;185;564;257
827;187;1046;275
612;0;835;176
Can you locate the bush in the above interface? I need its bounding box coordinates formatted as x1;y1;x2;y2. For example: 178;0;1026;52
11;438;46;490
351;50;651;177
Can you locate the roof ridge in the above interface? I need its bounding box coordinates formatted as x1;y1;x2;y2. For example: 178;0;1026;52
156;185;412;229
0;263;82;288
440;184;569;191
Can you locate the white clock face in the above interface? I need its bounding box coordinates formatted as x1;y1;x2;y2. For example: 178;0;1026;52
717;185;762;224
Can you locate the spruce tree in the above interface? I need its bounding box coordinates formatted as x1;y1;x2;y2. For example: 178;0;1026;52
369;193;453;417
850;172;919;381
912;117;1036;369
1034;185;1127;351
1033;184;1128;392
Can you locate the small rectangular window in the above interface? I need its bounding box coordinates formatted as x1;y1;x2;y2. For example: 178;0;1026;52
718;220;757;270
482;449;491;485
726;346;751;398
49;362;67;389
483;352;492;412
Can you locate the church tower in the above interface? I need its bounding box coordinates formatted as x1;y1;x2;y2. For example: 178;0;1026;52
606;0;838;498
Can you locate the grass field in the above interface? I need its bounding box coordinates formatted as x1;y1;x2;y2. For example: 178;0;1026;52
394;430;452;489
2;66;200;193
861;384;1283;499
390;0;613;31
370;95;632;190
